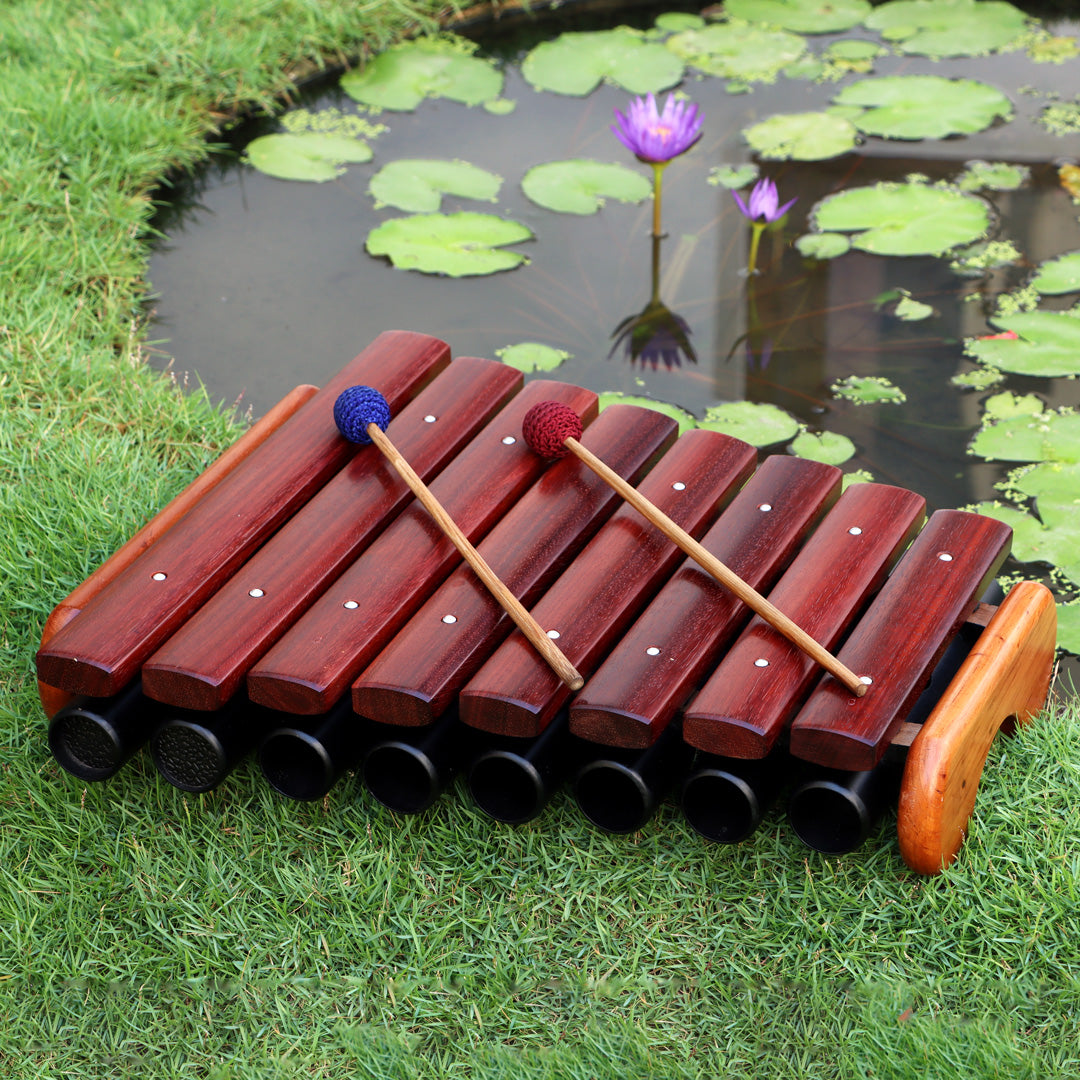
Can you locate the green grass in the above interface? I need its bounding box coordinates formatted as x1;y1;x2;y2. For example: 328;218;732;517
3;0;1080;1075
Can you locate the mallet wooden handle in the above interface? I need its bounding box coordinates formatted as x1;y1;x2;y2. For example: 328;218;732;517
563;435;867;698
367;423;585;692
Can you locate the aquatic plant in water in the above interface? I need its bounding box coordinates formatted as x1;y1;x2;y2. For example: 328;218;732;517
612;93;702;238
732;178;797;275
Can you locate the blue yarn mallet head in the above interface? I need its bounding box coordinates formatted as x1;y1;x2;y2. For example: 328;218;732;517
334;385;391;444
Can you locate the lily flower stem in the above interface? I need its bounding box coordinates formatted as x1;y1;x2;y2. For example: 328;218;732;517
652;162;666;239
747;221;765;276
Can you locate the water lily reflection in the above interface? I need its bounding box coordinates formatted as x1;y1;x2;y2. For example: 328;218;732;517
610;234;696;369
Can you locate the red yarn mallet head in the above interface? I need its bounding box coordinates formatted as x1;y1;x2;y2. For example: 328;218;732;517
521;401;584;459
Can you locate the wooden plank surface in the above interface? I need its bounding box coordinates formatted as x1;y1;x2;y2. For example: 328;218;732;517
140;358;521;710
682;482;926;759
458;428;758;738
352;403;687;727
36;331;450;697
788;510;1013;771
569;455;842;749
246;380;599;715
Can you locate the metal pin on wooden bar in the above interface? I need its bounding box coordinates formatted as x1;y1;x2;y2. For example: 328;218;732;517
520;400;867;698
335;386;585;692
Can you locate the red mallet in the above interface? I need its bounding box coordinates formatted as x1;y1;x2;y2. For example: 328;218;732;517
335;387;584;691
521;400;867;698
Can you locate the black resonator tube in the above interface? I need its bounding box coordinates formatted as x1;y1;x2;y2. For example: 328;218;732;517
48;680;156;781
258;697;372;801
681;749;792;844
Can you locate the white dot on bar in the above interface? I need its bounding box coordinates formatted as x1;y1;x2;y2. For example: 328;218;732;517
938;552;954;562
442;615;457;624
646;647;661;656
849;527;863;536
248;588;265;598
502;435;516;445
672;482;686;491
151;572;167;581
759;503;772;512
424;414;437;423
754;658;770;668
547;629;560;640
343;600;358;610
860;675;873;685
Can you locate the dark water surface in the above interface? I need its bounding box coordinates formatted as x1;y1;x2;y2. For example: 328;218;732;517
148;3;1080;523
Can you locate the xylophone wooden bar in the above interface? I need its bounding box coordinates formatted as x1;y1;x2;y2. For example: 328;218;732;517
140;356;521;712
36;331;450;699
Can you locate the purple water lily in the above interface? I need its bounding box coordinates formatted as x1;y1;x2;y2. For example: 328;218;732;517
732;177;797;224
612;93;703;165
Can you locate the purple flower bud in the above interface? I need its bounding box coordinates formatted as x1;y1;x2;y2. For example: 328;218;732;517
732;178;797;224
612;93;703;165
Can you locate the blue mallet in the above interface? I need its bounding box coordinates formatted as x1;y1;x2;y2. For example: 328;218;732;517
334;386;584;691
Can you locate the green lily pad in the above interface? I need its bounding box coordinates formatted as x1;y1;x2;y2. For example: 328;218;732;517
811;182;991;256
698;401;800;446
895;294;934;321
598;393;697;433
341;37;503;111
1030;251;1080;295
742;111;860;161
983;391;1045;420
667;24;807;83
1056;602;1080;655
725;0;871;33
864;0;1029;58
521;160;652;215
833;76;1013;140
483;98;517;115
244;133;373;182
950;367;1004;390
368;159;502;212
970;409;1080;462
966;311;1080;377
496;343;571;372
790;430;857;464
825;39;887;61
708;163;760;189
831;375;906;404
366;212;532;277
522;28;684;96
655;12;706;32
795;232;851;259
956;160;1030;192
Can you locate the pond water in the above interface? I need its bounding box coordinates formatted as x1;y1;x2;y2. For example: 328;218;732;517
147;0;1080;661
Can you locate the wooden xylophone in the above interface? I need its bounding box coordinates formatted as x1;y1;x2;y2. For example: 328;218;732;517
36;332;1058;875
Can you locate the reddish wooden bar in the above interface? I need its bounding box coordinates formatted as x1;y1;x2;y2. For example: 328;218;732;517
140;357;521;711
569;455;841;749
682;482;926;759
246;379;598;715
352;403;689;727
36;331;449;698
458;429;757;738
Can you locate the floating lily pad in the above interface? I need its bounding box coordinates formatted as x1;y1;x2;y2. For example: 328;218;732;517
1030;251;1080;295
951;367;1004;390
368;159;502;212
366;212;532;276
522;28;684;96
970;408;1080;462
655;12;706;31
1056;602;1080;655
790;430;857;464
956;160;1030;192
724;0;871;33
708;163;760;189
966;311;1080;377
597;393;697;433
825;39;887;61
811;182;991;256
496;343;570;372
698;401;800;446
831;375;906;404
483;98;517;115
833;76;1013;140
244;133;373;182
521;160;652;215
983;391;1044;420
666;24;807;83
895;294;934;321
864;0;1029;58
341;37;503;111
795;232;851;259
743;111;859;161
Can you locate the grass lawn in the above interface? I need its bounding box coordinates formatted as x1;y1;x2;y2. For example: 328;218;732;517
2;1;1080;1076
